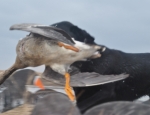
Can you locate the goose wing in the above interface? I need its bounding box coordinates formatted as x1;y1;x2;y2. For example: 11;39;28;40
41;67;129;87
70;73;128;87
10;23;75;45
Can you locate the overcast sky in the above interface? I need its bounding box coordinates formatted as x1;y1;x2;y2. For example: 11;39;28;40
0;0;150;72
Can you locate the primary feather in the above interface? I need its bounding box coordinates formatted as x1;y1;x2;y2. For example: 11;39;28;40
10;23;75;45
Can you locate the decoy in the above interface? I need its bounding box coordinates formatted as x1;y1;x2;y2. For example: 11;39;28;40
0;69;38;112
0;23;104;101
26;88;61;105
84;101;150;115
31;92;81;115
51;21;150;113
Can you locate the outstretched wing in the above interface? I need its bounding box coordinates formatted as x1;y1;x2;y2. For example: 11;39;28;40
70;73;128;87
10;23;75;45
41;66;129;87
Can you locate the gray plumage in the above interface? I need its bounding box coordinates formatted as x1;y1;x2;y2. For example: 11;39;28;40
84;101;150;115
10;23;75;45
31;92;81;115
42;66;129;87
31;92;150;115
0;23;102;85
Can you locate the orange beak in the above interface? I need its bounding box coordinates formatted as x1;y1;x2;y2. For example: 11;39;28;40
34;76;45;90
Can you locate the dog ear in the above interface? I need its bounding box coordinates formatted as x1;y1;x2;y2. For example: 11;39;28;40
70;25;95;44
82;29;95;43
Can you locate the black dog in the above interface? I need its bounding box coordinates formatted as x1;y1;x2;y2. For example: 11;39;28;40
52;21;150;113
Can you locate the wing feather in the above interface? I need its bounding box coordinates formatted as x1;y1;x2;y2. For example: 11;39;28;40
10;23;75;45
41;67;129;87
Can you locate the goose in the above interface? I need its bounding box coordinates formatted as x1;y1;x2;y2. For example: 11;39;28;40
0;23;104;101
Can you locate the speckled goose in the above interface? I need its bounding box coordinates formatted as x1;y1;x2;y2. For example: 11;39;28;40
0;23;102;101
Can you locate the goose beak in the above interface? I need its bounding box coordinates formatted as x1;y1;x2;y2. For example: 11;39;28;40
34;76;45;90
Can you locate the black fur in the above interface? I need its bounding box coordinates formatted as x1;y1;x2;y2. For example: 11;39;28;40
52;21;95;44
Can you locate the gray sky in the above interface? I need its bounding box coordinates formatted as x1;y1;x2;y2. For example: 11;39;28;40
0;0;150;72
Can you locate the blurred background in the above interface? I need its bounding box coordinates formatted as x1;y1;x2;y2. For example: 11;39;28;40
0;0;150;72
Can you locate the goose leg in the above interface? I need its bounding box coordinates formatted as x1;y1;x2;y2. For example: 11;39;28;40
65;72;75;101
58;42;79;52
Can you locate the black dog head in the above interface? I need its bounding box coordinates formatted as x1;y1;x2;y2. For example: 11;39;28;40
51;21;95;44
